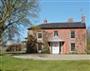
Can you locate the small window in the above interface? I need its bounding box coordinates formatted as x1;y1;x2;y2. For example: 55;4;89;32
71;31;75;38
38;32;42;38
54;31;58;36
71;43;75;51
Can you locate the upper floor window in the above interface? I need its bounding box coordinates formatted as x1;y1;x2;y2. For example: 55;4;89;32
71;43;75;51
54;31;58;36
37;32;42;38
71;31;75;38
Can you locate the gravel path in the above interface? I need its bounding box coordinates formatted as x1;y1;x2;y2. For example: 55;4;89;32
13;54;90;60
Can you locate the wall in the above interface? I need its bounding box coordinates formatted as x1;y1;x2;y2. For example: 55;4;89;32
42;28;86;54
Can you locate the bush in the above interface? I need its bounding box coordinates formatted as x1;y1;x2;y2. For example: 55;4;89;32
26;42;37;53
69;51;77;54
6;44;22;52
86;50;90;54
41;47;50;54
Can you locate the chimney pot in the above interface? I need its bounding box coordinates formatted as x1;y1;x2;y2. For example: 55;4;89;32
67;17;74;23
43;19;47;24
81;16;86;23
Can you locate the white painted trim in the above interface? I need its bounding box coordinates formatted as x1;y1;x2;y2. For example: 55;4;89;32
70;43;76;52
53;30;59;37
51;42;60;54
37;32;43;41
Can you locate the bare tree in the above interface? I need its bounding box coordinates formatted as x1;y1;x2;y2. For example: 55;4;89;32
26;26;40;53
43;31;52;53
0;0;39;43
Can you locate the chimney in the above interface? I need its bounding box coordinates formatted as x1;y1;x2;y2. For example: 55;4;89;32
67;17;74;23
81;16;85;23
43;19;47;24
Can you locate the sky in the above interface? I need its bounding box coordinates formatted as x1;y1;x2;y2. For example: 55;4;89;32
35;0;90;28
22;0;90;41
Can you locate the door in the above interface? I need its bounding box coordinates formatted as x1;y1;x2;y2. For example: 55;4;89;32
52;42;59;54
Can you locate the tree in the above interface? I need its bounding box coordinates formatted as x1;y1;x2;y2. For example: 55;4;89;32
27;26;52;53
0;0;39;43
42;31;52;53
26;26;41;53
26;34;37;53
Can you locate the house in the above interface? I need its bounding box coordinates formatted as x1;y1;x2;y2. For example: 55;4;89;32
6;40;22;51
27;17;87;54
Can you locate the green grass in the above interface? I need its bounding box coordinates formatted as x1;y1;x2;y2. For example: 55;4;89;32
0;55;90;71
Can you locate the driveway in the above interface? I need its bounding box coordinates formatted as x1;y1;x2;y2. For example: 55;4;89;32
13;54;90;60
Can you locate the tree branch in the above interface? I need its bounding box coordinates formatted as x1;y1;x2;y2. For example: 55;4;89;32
4;16;25;30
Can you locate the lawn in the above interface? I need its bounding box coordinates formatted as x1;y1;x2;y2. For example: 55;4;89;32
0;54;90;71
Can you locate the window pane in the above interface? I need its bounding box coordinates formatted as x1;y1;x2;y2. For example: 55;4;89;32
38;33;42;38
53;42;58;47
54;31;58;36
71;43;75;51
71;31;75;38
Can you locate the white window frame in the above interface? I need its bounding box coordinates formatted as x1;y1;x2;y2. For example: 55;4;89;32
71;31;75;38
37;32;43;40
70;43;76;51
53;31;58;37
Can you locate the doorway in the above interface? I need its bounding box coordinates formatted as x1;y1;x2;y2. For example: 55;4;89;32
51;42;59;54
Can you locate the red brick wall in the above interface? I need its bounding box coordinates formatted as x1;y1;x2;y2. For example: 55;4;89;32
42;28;86;54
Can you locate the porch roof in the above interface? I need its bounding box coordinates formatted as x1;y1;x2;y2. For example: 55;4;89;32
48;36;64;42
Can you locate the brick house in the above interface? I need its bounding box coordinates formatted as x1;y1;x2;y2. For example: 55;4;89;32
28;18;87;54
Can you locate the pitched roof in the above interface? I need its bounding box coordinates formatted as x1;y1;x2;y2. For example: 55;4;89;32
28;22;86;30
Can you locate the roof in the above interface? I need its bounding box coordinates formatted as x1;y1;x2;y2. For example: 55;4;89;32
28;22;86;30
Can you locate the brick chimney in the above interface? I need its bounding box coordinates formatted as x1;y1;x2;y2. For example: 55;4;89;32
67;17;74;23
81;16;86;23
43;19;47;24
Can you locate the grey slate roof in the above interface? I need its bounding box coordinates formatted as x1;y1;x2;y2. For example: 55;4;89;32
28;22;86;30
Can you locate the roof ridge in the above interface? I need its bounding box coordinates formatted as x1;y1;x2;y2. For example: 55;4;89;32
28;22;86;30
40;22;83;25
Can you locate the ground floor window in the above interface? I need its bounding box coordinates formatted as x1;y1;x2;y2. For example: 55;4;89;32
37;32;43;39
71;43;75;51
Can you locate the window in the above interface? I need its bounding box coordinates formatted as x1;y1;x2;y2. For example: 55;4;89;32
38;32;42;38
53;42;58;47
54;31;58;36
71;31;75;38
71;43;75;51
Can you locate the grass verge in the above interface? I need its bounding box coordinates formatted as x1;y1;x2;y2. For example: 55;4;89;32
0;54;90;71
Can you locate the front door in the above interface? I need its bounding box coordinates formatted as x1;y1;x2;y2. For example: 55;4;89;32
52;42;59;54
